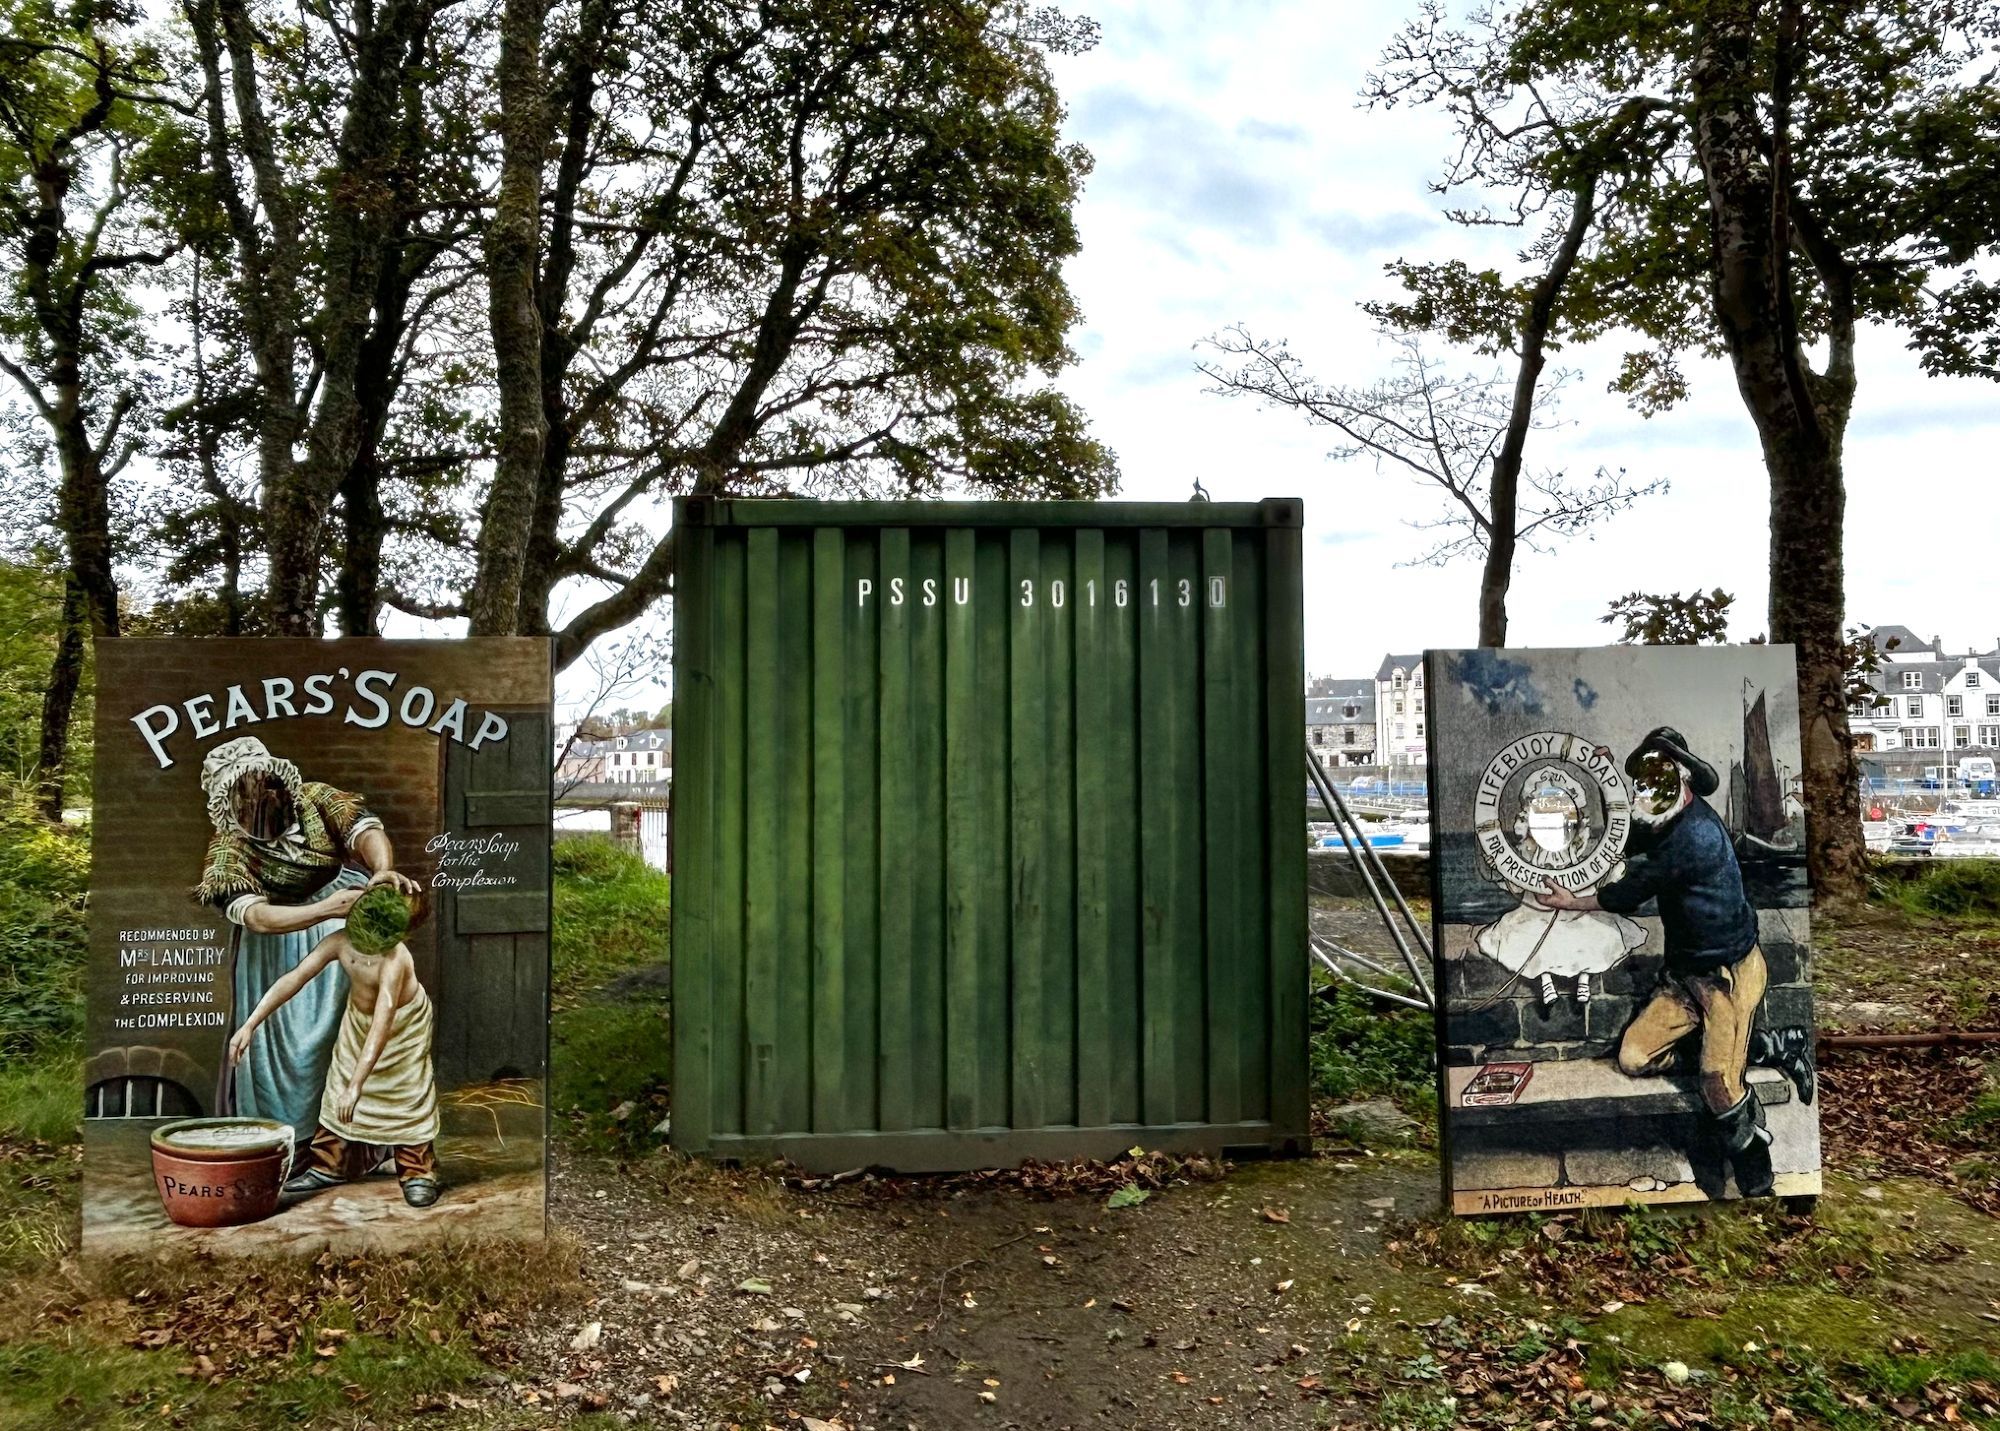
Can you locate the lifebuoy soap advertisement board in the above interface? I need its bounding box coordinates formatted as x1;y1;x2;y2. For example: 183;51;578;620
83;639;553;1257
1424;645;1820;1215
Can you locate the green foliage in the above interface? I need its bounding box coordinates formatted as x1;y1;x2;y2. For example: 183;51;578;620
0;557;87;791
552;835;671;1003
1308;982;1435;1120
1872;860;2000;922
551;836;671;1151
1374;1388;1460;1431
0;780;88;1060
1374;0;2000;392
1602;588;1735;645
119;0;1117;647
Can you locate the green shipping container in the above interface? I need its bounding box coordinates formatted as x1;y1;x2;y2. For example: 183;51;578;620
670;498;1308;1172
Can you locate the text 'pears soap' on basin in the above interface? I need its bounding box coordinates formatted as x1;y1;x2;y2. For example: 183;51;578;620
149;1117;295;1228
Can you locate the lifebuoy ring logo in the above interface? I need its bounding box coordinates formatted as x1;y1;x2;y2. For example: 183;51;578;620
1472;731;1632;894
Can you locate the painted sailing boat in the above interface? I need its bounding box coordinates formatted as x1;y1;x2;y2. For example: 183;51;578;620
1731;685;1799;853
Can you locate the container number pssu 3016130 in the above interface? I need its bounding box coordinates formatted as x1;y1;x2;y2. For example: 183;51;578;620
855;577;1229;609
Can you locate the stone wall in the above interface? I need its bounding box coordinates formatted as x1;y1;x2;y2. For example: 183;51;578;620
1306;846;1429;902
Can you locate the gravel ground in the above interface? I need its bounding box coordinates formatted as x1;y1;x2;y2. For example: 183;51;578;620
503;1149;1437;1429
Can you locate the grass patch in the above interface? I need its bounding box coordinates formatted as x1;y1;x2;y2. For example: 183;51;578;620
553;1001;674;1152
0;1235;586;1430
0;1045;80;1146
1872;858;2000;922
550;836;671;1151
552;835;670;1005
1403;1196;1904;1311
0;1333;189;1431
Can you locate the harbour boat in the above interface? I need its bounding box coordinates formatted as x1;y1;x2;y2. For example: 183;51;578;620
1730;685;1800;854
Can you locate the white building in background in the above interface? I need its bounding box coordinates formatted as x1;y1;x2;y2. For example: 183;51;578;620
1374;653;1426;769
1306;677;1376;766
1849;625;2000;757
557;726;673;786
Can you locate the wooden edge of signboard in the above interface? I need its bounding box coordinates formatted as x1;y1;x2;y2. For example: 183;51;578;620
1422;649;1453;1218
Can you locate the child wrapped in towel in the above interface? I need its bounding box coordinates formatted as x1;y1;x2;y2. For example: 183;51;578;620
227;885;442;1207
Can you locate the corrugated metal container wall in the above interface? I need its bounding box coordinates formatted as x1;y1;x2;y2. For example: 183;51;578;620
671;499;1308;1171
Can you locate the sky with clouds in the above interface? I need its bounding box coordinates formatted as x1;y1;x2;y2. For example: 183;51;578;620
1043;1;2000;684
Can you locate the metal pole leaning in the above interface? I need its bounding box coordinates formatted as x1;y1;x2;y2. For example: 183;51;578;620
1311;941;1432;1011
1305;753;1399;954
1312;751;1434;972
1310;933;1408;985
1305;748;1434;1007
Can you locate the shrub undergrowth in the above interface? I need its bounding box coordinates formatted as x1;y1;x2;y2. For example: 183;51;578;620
1309;980;1436;1121
1872;858;2000;922
0;783;89;1065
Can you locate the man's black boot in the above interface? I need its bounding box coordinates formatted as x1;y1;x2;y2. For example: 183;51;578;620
1750;1025;1816;1106
1714;1091;1775;1198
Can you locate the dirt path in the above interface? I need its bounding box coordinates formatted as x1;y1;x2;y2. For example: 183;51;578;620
500;1137;2000;1430
515;1151;1446;1428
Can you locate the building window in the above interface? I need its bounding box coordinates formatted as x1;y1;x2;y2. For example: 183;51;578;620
1906;726;1940;749
1907;696;1923;718
1344;728;1356;746
1955;726;1972;747
1903;671;1922;690
1394;721;1404;738
1312;729;1323;747
1343;703;1358;719
1416;720;1425;738
1394;698;1404;715
1981;725;2000;746
1969;670;1982;688
1948;695;1964;717
1988;695;2000;717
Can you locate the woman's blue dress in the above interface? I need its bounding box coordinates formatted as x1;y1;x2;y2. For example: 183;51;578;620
229;867;367;1139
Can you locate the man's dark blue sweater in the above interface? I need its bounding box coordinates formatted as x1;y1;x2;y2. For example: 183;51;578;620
1595;796;1758;974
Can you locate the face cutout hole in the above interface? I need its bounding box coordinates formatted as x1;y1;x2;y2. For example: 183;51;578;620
231;771;295;841
1632;751;1683;816
1525;779;1584;855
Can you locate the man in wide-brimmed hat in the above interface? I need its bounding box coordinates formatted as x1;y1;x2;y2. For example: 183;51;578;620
1540;726;1814;1199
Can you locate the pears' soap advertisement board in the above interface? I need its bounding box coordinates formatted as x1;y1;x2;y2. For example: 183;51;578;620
1424;645;1820;1215
82;639;553;1257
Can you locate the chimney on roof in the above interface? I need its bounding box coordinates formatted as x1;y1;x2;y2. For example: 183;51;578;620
1933;634;1943;654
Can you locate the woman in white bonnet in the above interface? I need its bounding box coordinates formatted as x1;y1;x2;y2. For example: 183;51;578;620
193;736;420;1143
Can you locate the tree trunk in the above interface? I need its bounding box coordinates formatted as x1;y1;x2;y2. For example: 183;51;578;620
1691;1;1866;905
336;455;387;635
1475;536;1512;648
35;576;88;820
1766;434;1866;903
516;418;566;637
1480;160;1601;648
468;0;551;635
